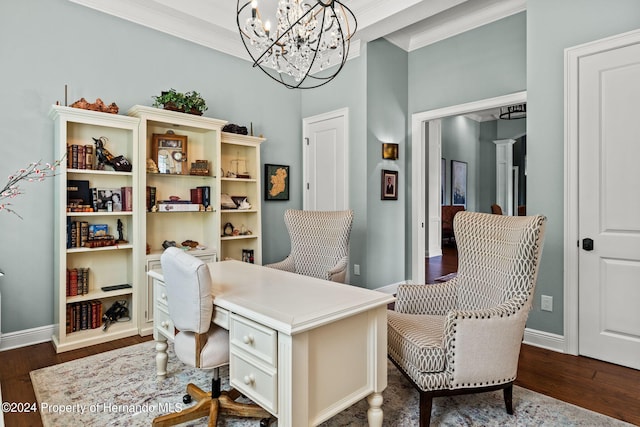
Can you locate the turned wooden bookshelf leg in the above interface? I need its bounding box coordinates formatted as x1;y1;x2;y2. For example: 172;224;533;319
367;392;383;427
156;338;168;377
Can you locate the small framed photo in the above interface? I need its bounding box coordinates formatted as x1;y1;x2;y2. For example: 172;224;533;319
95;188;122;212
152;133;188;175
382;143;399;160
265;164;290;201
381;169;398;200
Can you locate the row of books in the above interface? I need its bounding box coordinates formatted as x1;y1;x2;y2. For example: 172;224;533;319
68;180;133;212
66;267;90;296
67;219;117;248
66;300;102;333
146;186;211;211
67;144;94;170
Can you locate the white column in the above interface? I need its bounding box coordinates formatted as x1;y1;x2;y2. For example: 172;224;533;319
493;139;515;215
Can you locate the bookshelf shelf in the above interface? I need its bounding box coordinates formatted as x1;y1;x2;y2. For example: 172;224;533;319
68;169;133;176
220;235;259;241
51;105;140;353
66;244;134;254
66;288;133;303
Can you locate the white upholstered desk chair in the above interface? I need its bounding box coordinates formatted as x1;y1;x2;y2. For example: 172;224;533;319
388;212;546;426
153;247;271;427
265;209;353;283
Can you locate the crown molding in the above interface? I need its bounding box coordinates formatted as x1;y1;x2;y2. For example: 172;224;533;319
69;0;360;62
385;0;526;52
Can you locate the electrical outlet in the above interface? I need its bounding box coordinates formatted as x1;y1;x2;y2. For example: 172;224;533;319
541;295;553;312
354;264;360;276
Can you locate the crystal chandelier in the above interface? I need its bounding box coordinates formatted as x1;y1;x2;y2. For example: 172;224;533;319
237;0;357;89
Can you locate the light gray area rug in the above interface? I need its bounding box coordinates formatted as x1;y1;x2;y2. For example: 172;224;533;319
31;341;631;426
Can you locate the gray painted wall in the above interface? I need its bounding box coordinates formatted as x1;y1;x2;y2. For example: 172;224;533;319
441;116;479;212
526;0;640;334
0;0;301;333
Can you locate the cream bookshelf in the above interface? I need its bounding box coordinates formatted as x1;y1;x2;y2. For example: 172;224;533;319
219;132;265;264
127;105;227;335
50;105;140;352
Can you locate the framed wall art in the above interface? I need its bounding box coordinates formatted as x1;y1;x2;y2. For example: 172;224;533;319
451;160;467;208
265;164;290;200
381;169;398;200
152;132;188;175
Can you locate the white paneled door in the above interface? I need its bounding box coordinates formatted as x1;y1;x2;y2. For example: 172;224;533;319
302;109;348;211
578;37;640;369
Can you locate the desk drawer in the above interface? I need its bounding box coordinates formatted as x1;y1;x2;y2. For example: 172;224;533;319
155;281;169;308
155;305;174;340
230;351;277;414
230;314;277;366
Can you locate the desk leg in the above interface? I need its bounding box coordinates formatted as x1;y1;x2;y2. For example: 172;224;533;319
156;337;168;378
367;392;383;427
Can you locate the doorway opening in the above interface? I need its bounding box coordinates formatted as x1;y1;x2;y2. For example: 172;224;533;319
410;91;527;284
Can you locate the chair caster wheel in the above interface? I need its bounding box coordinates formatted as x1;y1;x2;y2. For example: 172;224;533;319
260;418;271;427
183;394;192;404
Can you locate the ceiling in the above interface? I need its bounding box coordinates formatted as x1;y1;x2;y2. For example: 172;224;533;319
69;0;525;119
70;0;525;58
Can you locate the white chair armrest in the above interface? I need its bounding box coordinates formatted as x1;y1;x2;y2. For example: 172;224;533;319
394;280;459;315
264;256;296;273
443;301;531;387
327;256;349;283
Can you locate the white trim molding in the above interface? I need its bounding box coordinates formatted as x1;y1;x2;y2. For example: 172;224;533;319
0;324;55;352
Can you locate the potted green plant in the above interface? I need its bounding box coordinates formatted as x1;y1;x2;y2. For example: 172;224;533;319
152;89;186;112
184;91;208;115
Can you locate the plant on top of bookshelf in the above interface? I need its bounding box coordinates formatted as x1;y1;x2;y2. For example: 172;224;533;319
184;91;208;115
152;89;208;115
152;88;185;112
1;158;63;219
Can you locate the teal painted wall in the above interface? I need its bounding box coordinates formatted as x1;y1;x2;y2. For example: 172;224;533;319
408;12;527;114
526;0;640;334
366;39;408;287
441;116;479;212
0;0;301;333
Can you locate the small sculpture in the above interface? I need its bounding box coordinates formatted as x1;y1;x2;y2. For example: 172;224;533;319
93;136;132;172
238;198;251;210
70;97;119;114
146;158;159;173
117;219;124;242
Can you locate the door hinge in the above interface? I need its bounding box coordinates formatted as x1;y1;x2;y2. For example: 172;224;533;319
306;182;310;190
305;137;309;145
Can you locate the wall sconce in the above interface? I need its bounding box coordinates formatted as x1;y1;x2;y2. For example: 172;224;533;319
382;143;399;160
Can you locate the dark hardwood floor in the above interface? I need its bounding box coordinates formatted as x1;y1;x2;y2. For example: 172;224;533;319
0;248;638;426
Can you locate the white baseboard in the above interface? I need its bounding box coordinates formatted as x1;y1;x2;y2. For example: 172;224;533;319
523;327;565;353
0;322;567;357
0;324;55;352
375;280;414;295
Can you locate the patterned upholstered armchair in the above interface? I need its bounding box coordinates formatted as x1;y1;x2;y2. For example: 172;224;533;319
265;209;354;283
388;211;546;426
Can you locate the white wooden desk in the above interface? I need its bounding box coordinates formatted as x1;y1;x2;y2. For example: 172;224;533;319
149;260;394;427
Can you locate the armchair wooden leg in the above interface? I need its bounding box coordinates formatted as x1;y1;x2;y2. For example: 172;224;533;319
419;392;433;427
503;383;513;415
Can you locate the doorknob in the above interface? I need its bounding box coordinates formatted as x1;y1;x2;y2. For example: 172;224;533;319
582;238;594;251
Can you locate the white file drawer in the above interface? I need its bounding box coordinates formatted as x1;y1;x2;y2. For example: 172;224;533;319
230;313;277;366
230;350;277;414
